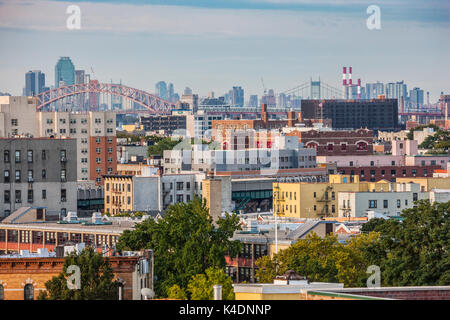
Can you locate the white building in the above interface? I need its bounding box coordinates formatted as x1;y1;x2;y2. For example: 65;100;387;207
338;183;428;218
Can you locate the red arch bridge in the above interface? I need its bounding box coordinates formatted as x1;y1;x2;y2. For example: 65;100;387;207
36;82;176;114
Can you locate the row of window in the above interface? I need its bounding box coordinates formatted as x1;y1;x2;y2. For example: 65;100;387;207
4;169;67;182
3;189;65;203
366;196;417;209
3;150;66;163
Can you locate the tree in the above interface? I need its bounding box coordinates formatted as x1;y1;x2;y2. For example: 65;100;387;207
117;197;241;297
187;267;235;300
147;136;183;156
406;124;439;140
167;284;187;300
372;200;450;286
255;232;380;287
38;247;119;300
419;129;450;151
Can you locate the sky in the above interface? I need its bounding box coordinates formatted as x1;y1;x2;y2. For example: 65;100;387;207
0;0;449;101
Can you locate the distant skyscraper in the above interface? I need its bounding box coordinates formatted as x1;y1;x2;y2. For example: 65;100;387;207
55;57;75;88
168;83;174;101
261;89;276;108
231;86;244;107
278;93;287;108
410;87;424;110
75;70;85;84
25;70;45;96
365;82;385;99
249;95;258;107
184;87;193;95
155;81;168;100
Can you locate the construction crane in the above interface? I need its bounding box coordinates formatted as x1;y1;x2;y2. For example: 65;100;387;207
261;77;267;95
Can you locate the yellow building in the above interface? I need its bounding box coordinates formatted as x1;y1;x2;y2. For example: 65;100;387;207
396;177;450;192
273;175;392;218
103;175;134;215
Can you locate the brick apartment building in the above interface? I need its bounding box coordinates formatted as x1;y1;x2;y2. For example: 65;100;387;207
286;128;374;156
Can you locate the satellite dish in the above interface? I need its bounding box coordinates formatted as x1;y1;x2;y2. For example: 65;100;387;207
141;288;155;299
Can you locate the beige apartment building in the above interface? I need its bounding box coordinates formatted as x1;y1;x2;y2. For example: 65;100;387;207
0;96;117;185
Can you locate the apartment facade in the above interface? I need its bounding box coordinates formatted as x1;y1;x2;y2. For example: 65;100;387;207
0;97;117;185
272;175;392;218
0;138;77;218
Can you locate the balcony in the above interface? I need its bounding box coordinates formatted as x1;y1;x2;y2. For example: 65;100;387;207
60;156;67;163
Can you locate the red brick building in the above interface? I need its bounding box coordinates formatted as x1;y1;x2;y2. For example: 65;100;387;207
337;165;441;182
286;128;374;156
90;136;117;185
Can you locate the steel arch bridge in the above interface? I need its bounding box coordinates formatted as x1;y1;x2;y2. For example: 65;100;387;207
36;82;176;114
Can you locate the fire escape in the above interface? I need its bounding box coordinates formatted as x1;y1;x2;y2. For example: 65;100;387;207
316;185;333;218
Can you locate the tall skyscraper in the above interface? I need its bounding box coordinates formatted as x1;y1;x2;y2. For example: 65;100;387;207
365;82;385;99
155;81;168;100
168;83;174;101
231;86;244;107
249;95;258;107
55;57;75;87
25;70;45;96
75;70;85;84
410;87;424;110
278;93;287;108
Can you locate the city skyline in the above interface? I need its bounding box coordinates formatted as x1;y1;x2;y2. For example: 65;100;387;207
0;0;449;101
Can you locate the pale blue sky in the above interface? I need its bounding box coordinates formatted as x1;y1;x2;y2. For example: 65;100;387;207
0;0;449;101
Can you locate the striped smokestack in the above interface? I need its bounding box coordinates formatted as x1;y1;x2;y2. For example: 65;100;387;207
348;66;352;86
342;67;347;99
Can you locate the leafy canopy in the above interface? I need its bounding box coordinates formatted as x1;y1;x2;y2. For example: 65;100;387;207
117;197;241;297
38;247;119;300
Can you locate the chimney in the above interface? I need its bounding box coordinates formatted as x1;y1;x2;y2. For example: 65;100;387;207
288;110;296;127
261;103;268;124
342;67;347;99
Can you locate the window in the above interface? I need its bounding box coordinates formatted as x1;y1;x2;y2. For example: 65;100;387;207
28;170;33;182
96;137;101;143
24;284;34;300
27;150;33;163
96;147;101;153
15;170;21;182
42;189;47;200
42;169;46;179
42;150;47;160
368;200;377;208
15;150;21;163
108;157;113;163
108;148;113;153
61;189;67;202
4;190;10;203
61;169;66;182
383;200;388;208
405;199;408;206
313;192;316;198
0;284;4;300
11;119;18;126
4;150;10;163
15;190;21;203
397;199;401;208
413;193;418;201
176;194;183;202
60;150;66;161
27;190;33;203
176;182;184;190
391;161;395;166
96;158;101;164
4;170;9;183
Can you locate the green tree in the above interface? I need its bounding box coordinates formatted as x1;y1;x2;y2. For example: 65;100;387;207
406;124;439;140
167;284;187;300
419;129;450;151
255;232;379;287
373;200;450;286
38;247;119;300
187;267;235;300
117;197;241;297
147;136;183;156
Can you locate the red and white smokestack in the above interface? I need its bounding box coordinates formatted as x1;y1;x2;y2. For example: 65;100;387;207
342;67;347;99
357;78;361;99
348;67;352;86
